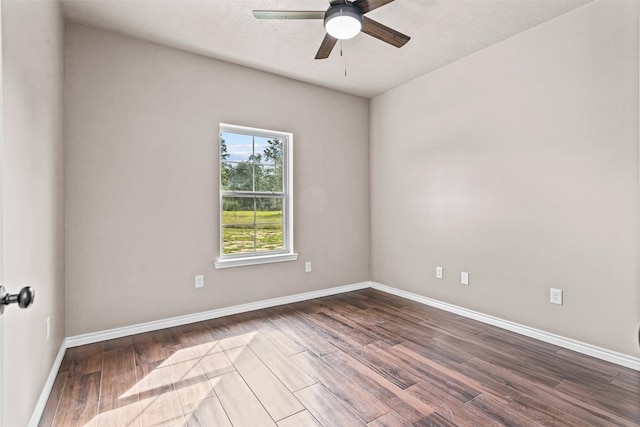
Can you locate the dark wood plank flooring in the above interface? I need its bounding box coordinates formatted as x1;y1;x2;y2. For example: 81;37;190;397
39;289;640;426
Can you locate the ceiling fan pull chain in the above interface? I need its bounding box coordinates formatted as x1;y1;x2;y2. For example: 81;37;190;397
341;40;348;77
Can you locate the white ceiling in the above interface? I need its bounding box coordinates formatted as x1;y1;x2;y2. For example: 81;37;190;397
61;0;593;98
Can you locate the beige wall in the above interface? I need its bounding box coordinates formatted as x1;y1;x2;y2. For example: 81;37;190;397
64;24;370;336
370;0;639;357
2;0;65;425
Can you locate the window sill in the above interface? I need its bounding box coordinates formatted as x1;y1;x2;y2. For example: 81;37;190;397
214;252;299;269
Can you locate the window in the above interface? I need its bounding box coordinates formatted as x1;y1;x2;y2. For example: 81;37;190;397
215;124;297;268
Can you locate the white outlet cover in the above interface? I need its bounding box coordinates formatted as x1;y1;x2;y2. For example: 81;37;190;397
436;266;443;279
195;275;204;288
305;262;312;273
461;272;469;285
550;288;563;305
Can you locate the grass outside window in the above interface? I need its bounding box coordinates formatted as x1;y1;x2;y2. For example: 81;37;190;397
222;210;284;254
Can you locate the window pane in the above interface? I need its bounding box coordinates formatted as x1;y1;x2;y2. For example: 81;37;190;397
223;162;253;191
221;132;253;163
255;197;282;220
256;197;283;251
256;223;283;251
222;197;254;225
255;165;283;192
220;162;231;190
222;196;255;254
254;136;283;166
222;226;255;254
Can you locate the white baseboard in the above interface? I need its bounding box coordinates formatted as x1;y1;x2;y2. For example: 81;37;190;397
28;340;67;427
33;279;640;426
370;281;640;371
64;280;640;369
66;281;371;348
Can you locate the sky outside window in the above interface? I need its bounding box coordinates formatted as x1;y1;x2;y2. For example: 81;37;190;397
222;132;272;163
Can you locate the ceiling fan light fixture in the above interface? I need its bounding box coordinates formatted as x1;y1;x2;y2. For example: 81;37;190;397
324;4;363;40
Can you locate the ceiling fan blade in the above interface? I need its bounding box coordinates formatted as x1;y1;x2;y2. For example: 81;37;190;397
352;0;395;14
253;10;325;20
361;16;410;48
315;33;338;59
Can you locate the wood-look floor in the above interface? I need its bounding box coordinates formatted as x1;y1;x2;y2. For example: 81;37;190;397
39;289;640;426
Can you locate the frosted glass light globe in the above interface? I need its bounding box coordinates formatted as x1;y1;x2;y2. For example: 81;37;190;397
324;5;363;40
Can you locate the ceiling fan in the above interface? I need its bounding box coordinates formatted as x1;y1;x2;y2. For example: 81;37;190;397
253;0;411;59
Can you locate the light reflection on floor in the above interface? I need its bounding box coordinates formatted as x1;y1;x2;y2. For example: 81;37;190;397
89;331;260;427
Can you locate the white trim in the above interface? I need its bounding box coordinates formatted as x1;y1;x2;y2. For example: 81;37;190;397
215;252;298;269
0;3;5;425
370;282;640;371
219;123;290;140
66;281;369;348
28;340;67;427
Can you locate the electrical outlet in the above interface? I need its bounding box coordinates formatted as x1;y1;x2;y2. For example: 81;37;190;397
195;275;204;288
461;272;469;285
550;288;563;305
305;262;312;273
436;266;443;279
46;317;51;340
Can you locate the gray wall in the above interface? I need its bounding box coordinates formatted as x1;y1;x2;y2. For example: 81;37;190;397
64;24;371;336
4;2;638;424
2;0;65;425
370;0;639;357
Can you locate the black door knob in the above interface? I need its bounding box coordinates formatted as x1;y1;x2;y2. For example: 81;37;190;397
0;285;35;315
16;286;35;308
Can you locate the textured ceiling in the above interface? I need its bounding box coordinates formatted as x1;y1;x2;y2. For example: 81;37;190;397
61;0;593;98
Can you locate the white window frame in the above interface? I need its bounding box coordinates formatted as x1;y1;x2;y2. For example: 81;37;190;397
215;123;297;269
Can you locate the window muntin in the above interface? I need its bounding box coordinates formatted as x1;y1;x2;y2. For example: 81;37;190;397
218;124;293;264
